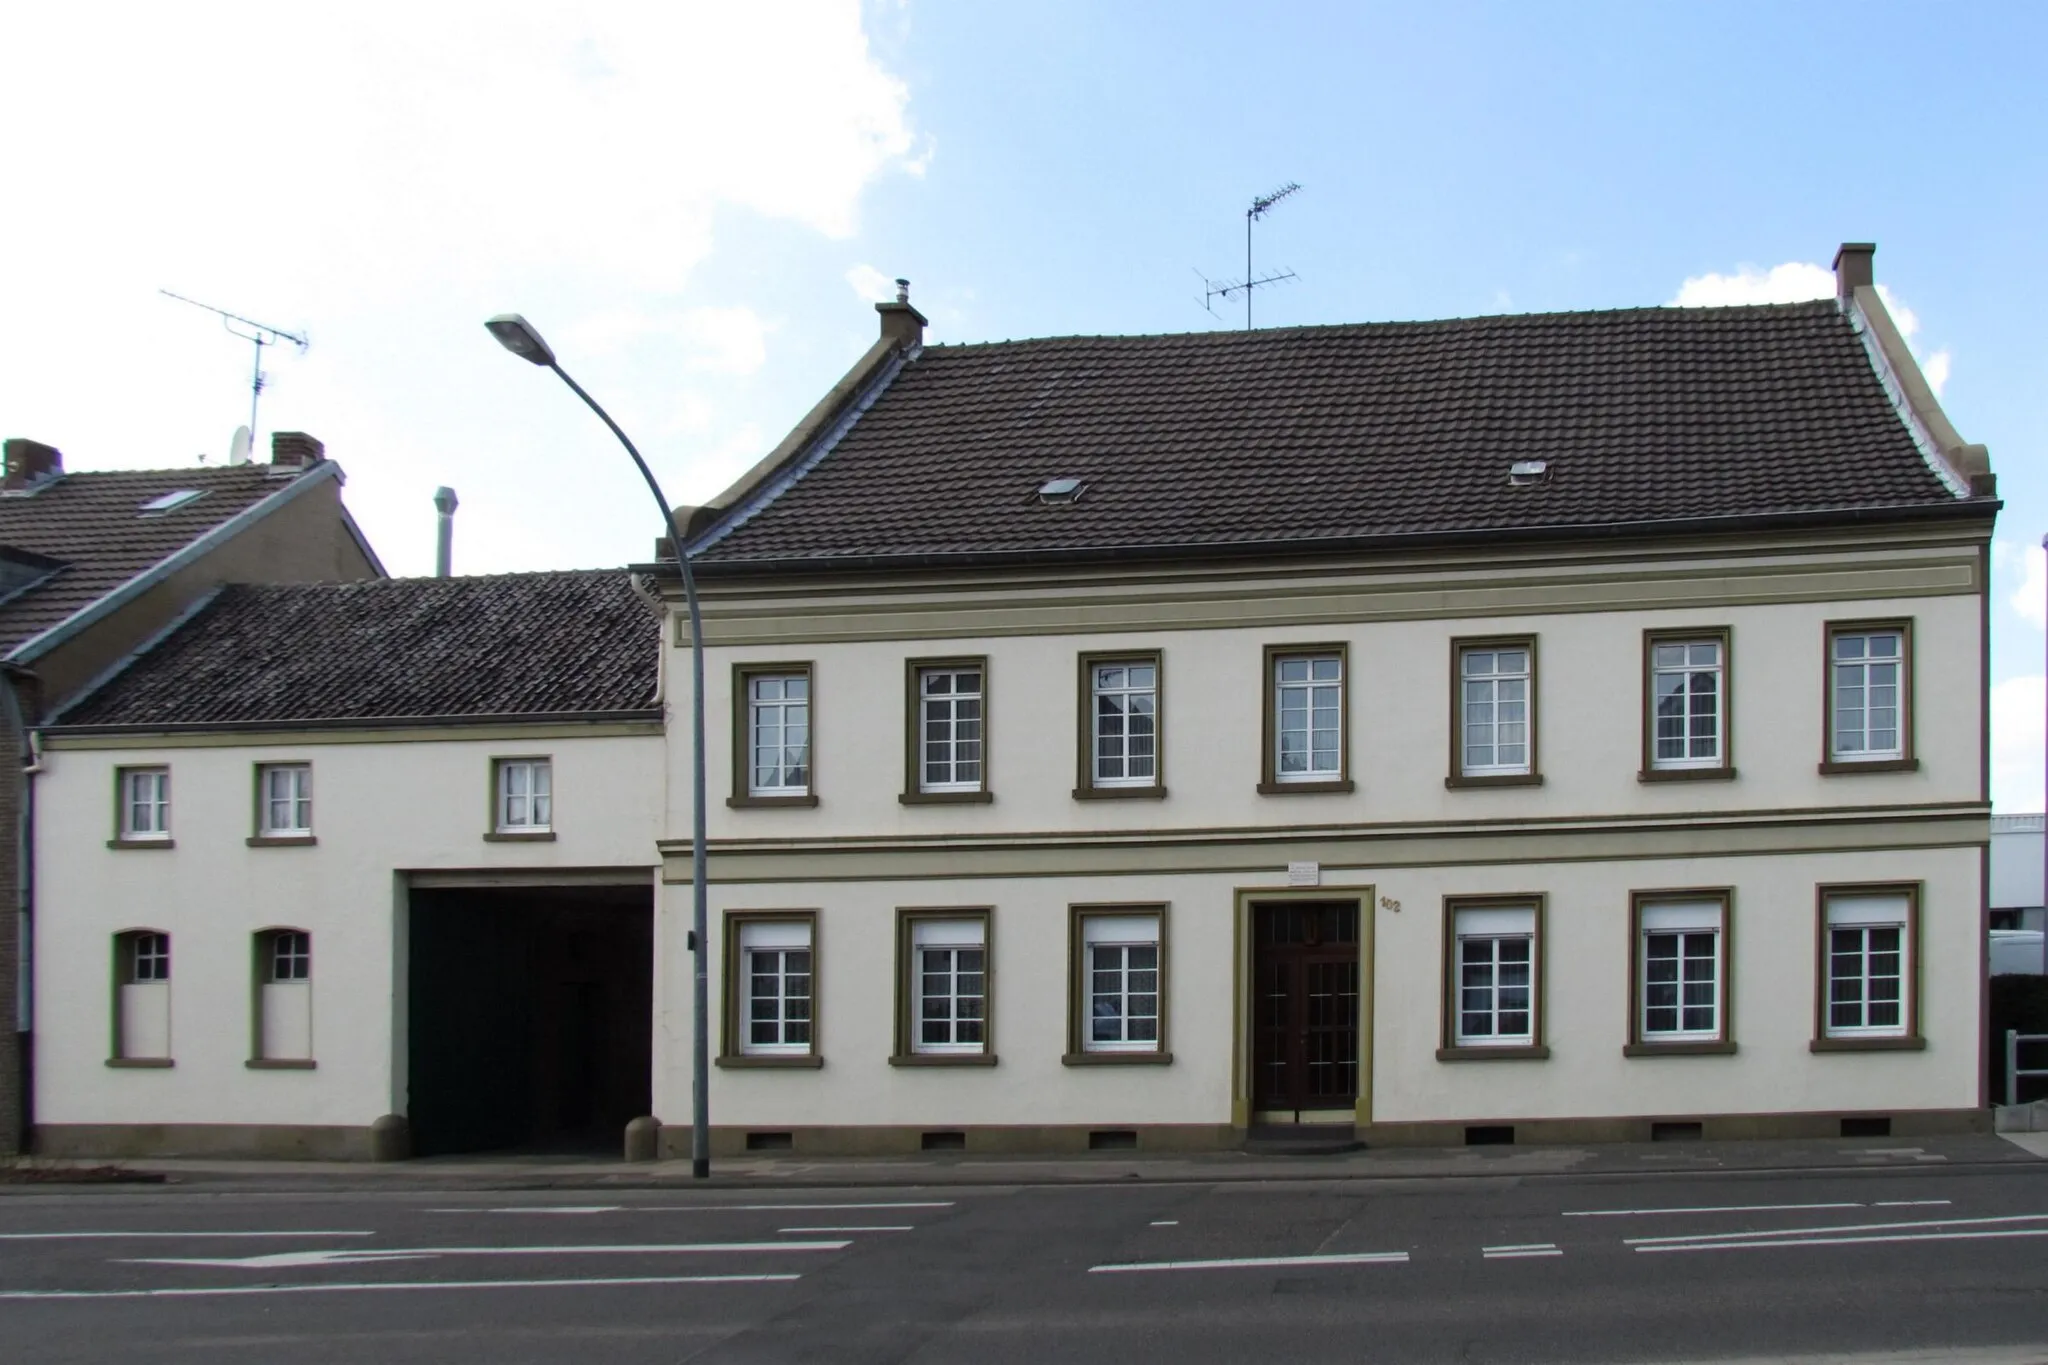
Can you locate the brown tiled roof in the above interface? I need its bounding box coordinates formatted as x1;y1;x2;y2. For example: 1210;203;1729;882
53;571;661;730
694;301;1972;568
0;464;334;655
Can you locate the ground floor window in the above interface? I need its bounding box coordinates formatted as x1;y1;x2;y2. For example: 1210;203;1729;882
1071;908;1166;1056
726;915;816;1058
1634;896;1727;1045
113;930;171;1061
898;912;990;1058
1447;902;1540;1048
1821;889;1914;1039
254;929;313;1062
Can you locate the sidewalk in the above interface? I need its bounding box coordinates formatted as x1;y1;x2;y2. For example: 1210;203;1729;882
7;1132;2042;1194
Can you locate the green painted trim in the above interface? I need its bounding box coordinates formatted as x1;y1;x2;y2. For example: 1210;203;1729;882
47;720;665;751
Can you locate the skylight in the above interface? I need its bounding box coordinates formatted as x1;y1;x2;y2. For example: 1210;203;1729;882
1507;460;1549;487
138;489;207;516
1037;477;1085;504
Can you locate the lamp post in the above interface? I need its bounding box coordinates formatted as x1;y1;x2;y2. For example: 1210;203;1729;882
485;313;711;1179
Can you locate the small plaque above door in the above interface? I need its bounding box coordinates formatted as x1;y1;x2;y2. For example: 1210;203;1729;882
1286;861;1321;887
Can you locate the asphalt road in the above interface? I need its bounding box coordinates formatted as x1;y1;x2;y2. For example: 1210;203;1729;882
4;1158;2047;1363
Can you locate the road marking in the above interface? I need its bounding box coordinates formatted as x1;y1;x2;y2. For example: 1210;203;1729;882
0;1273;800;1301
127;1240;853;1270
631;1202;955;1213
426;1206;622;1215
1562;1203;1862;1218
1627;1212;2048;1248
1090;1252;1409;1274
777;1226;912;1233
1483;1243;1562;1259
0;1230;375;1241
1149;1221;1179;1227
1874;1200;1953;1208
1639;1227;2048;1254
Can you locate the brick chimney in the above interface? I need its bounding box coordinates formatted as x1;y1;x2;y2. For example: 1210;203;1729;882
1833;242;1875;300
2;439;62;491
270;431;325;468
875;277;927;349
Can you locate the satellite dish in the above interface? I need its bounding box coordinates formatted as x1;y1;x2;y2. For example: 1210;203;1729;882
227;426;253;465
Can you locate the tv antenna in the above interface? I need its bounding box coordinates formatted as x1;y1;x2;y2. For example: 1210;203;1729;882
1195;182;1301;329
159;290;309;439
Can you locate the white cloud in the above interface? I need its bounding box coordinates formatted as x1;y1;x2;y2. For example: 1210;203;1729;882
1993;674;2046;814
1670;262;1954;397
845;264;897;302
2000;540;2048;631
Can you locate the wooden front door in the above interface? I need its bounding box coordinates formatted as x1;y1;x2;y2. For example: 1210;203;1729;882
1251;901;1361;1114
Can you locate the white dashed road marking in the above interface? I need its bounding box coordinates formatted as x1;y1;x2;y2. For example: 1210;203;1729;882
1091;1252;1409;1274
1484;1243;1562;1259
0;1274;799;1301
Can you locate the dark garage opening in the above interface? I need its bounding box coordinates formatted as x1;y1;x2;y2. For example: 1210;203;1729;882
407;883;653;1157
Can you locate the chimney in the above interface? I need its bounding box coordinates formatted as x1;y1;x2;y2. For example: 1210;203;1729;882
433;487;458;577
876;277;927;349
1833;242;1875;300
270;431;325;468
1;439;62;491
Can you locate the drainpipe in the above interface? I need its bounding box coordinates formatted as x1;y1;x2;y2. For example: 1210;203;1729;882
433;487;459;578
0;667;40;1154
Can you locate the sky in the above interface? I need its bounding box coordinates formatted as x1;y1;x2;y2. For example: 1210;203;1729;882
1;1;2043;807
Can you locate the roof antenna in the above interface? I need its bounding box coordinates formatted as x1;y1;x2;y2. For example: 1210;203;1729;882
1195;182;1301;329
159;290;310;441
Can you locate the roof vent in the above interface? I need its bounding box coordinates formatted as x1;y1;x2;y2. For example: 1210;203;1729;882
1508;460;1549;487
138;489;207;516
1036;477;1086;504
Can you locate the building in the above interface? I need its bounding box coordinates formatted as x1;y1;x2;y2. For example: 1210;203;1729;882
28;242;1999;1159
0;431;381;1153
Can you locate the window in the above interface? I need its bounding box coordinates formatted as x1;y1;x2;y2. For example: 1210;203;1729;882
1644;631;1731;777
1260;645;1351;793
896;912;991;1061
1629;895;1729;1052
1067;907;1169;1061
1818;888;1918;1046
1077;653;1162;796
493;758;552;833
256;763;313;837
1825;623;1913;769
112;930;171;1063
722;915;818;1062
733;665;813;803
1441;900;1545;1057
1453;640;1536;782
117;767;170;841
253;929;313;1064
904;659;990;801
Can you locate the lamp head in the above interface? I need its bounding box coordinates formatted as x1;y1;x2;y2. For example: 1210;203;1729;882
485;314;556;367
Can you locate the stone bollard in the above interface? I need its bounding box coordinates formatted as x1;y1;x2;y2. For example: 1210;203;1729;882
368;1114;411;1162
624;1115;662;1162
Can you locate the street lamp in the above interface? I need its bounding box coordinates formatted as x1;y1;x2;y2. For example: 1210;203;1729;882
486;312;712;1179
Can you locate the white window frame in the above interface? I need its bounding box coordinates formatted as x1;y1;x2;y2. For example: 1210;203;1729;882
131;931;171;982
1272;653;1343;783
495;758;553;832
268;929;312;983
258;763;313;836
747;672;811;797
1638;901;1723;1041
1452;905;1536;1046
1458;644;1533;777
738;919;814;1056
1823;893;1910;1038
910;918;988;1055
119;767;170;840
917;665;985;794
1090;659;1159;788
1649;638;1725;770
1081;913;1162;1053
1829;627;1907;763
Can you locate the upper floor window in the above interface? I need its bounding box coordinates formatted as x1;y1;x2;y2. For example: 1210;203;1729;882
1261;646;1351;794
1646;633;1728;775
906;659;989;801
1826;624;1912;768
258;763;313;837
495;757;553;833
118;767;170;841
1455;641;1536;782
747;669;811;798
1082;654;1161;795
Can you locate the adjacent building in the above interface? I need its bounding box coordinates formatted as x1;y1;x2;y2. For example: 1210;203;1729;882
28;242;2000;1158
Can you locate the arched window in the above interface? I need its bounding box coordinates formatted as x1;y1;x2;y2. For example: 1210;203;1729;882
251;929;314;1065
111;930;172;1064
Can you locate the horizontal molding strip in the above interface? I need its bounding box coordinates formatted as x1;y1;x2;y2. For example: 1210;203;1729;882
682;555;1980;647
43;719;667;750
662;805;1988;884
